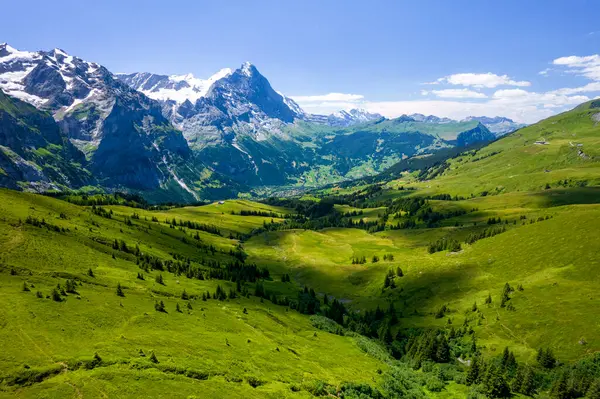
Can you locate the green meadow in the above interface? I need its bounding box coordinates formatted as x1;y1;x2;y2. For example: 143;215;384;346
2;100;600;398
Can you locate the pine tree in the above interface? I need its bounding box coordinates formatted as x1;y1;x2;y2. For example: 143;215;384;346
485;293;492;304
521;367;535;396
181;289;188;300
466;356;481;385
538;347;556;369
512;366;524;393
551;372;569;399
22;282;30;292
472;301;478;312
501;282;512;308
51;288;62;302
116;283;124;297
149;351;159;363
383;274;391;289
155;300;166;312
176;303;182;313
187;302;192;310
396;267;403;277
378;322;393;344
506;351;517;372
155;274;164;285
323;294;329;305
501;347;510;368
484;363;510;398
93;352;102;366
436;335;451;363
449;327;456;339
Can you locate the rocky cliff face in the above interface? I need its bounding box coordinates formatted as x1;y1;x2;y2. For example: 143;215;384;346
0;89;93;191
0;43;197;198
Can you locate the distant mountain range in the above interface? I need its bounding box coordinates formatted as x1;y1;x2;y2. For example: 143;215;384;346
0;42;517;201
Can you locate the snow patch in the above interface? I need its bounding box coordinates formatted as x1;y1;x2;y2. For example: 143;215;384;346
241;61;253;77
135;68;232;104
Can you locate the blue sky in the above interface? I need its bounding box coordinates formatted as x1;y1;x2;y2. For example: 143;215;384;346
2;0;600;122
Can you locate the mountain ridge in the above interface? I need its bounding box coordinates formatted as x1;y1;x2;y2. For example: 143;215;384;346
0;43;500;200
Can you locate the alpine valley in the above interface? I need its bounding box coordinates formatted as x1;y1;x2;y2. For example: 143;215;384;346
3;34;600;399
0;43;524;202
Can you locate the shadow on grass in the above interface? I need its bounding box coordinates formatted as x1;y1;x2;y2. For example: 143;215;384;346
530;187;600;207
357;261;479;317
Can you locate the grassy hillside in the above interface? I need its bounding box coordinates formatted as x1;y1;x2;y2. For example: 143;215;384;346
0;190;390;398
405;100;600;197
246;190;600;362
2;101;600;398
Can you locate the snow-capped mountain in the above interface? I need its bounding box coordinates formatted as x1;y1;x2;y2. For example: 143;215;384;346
408;114;454;124
0;42;513;198
303;109;383;127
117;69;232;104
0;43;106;111
0;43;198;198
118;62;304;142
328;109;384;127
461;116;526;136
117;68;383;130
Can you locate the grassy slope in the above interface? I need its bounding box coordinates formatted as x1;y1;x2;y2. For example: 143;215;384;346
247;194;600;362
0;190;385;398
2;101;600;397
245;102;600;364
408;101;600;197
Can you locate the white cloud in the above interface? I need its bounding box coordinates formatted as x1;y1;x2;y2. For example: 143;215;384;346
429;88;487;99
431;73;531;88
553;55;600;67
356;87;588;124
491;89;589;109
552;54;600;81
290;92;364;103
362;90;588;124
362;100;550;124
289;93;366;115
291;88;589;124
291;55;600;124
539;68;551;76
550;82;600;95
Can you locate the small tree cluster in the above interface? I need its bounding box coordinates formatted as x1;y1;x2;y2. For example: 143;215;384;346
155;300;166;312
500;283;513;308
351;256;367;264
537;347;556;369
428;238;462;254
